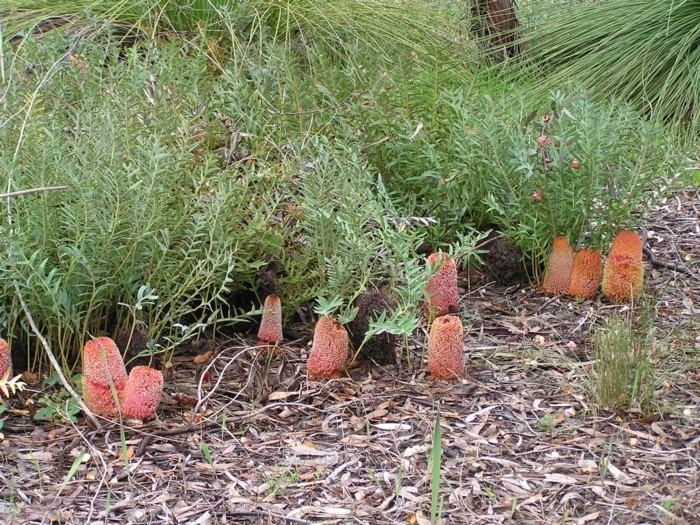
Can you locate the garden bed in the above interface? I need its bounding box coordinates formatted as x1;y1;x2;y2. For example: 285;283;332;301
1;190;698;525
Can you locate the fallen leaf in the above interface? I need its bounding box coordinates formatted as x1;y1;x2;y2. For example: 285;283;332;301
606;462;633;484
374;423;411;431
193;351;213;364
545;473;579;485
576;512;600;524
268;391;295;401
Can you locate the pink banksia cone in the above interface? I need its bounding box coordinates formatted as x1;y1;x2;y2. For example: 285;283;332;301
542;236;574;295
568;249;602;299
0;338;12;380
428;314;465;380
602;230;644;303
425;252;459;318
121;366;164;421
258;294;283;345
307;316;349;379
82;337;128;417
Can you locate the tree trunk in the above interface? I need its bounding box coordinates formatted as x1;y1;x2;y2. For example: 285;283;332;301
470;0;524;60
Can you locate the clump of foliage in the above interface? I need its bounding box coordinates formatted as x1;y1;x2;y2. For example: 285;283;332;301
1;36;284;367
518;0;700;138
361;83;674;274
592;317;655;413
0;0;679;378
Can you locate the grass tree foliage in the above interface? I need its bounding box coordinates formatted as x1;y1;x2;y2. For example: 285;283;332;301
0;0;447;63
519;0;700;139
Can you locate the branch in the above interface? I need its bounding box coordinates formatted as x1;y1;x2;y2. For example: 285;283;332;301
640;228;694;276
0;185;68;198
12;281;102;429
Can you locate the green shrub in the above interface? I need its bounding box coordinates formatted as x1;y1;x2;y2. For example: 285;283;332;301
358;73;674;275
283;137;482;345
1;37;284;367
0;30;480;370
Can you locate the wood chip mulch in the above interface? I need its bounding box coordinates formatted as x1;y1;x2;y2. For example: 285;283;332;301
1;190;698;525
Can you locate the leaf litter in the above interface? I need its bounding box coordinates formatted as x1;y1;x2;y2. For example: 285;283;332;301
0;190;698;524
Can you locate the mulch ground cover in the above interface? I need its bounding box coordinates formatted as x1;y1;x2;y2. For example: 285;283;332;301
1;190;698;525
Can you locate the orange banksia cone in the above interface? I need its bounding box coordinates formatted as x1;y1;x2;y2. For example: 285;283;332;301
602;230;644;303
307;316;349;379
427;315;465;380
82;337;128;417
258;294;283;345
543;236;574;295
425;252;459;317
121;366;164;421
568;249;602;299
0;338;12;381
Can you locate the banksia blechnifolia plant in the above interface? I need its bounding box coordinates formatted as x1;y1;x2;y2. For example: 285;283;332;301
307;316;349;379
82;337;128;417
258;294;283;346
425;252;459;318
602;230;644;303
427;315;465;380
348;292;397;365
121;366;164;421
542;236;574;295
0;338;12;380
568;249;602;299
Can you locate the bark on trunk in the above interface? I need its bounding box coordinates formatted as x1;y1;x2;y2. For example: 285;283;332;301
470;0;524;60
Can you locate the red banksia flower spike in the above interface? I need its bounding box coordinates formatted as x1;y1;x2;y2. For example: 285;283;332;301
425;252;459;318
608;230;643;262
121;366;164;421
0;338;12;380
307;316;349;379
568;249;602;299
543;236;574;295
258;294;283;346
82;337;128;417
602;230;644;303
428;315;465;380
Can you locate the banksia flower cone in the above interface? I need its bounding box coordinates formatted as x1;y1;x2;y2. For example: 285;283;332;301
258;294;283;345
568;249;602;299
0;338;12;380
425;252;459;317
427;315;465;380
543;236;574;295
82;337;128;417
121;366;164;421
307;316;349;379
602;230;644;303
